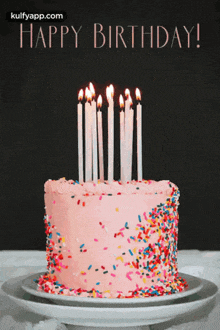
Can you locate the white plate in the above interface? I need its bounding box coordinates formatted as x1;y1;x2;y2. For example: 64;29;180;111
21;272;203;306
1;273;218;328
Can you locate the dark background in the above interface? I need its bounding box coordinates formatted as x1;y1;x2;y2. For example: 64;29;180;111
0;0;220;251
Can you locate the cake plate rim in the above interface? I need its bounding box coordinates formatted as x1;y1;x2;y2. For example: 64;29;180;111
21;271;203;305
1;273;218;328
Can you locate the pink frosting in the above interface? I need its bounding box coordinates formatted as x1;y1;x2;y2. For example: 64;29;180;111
44;178;176;196
42;179;182;298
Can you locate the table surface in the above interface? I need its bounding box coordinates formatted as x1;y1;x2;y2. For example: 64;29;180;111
0;250;219;330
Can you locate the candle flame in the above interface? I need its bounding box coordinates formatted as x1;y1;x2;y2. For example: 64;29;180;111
85;87;92;102
106;86;111;100
88;90;92;102
129;94;133;106
119;94;124;108
78;89;83;101
125;88;130;99
85;87;89;99
135;88;141;101
97;94;102;108
109;84;114;97
89;82;95;97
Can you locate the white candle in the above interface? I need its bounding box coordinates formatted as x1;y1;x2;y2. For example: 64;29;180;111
124;89;130;182
89;83;98;184
128;95;134;182
77;89;84;183
85;87;92;182
119;95;125;184
124;88;130;118
107;84;114;184
89;93;93;182
136;88;142;182
97;95;104;182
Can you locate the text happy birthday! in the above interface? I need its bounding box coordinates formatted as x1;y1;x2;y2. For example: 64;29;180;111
77;83;142;185
20;23;200;48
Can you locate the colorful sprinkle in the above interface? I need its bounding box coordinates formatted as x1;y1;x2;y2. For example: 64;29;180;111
116;256;124;263
126;272;133;281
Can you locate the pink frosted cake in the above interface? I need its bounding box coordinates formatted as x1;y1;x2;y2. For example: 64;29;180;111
37;178;187;298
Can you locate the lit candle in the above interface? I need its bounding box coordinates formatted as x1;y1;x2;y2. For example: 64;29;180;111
85;87;92;182
97;95;104;182
119;95;125;184
107;84;114;184
128;95;134;182
136;88;142;182
89;83;98;184
125;88;130;113
124;88;130;182
77;89;84;183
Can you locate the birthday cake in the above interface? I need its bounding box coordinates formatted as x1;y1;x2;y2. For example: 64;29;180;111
37;178;187;298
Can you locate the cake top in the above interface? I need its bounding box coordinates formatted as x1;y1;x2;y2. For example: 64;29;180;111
44;178;179;197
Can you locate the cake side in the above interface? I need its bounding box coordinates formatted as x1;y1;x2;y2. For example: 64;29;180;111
37;179;187;298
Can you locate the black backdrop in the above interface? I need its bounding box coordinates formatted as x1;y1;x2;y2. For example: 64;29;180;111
1;0;220;251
